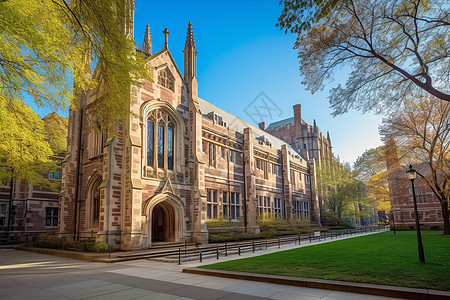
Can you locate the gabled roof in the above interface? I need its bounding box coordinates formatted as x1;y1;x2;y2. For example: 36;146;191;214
145;48;186;86
197;98;306;161
266;117;294;131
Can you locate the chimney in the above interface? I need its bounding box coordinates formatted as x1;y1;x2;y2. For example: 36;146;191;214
258;122;265;130
293;104;302;138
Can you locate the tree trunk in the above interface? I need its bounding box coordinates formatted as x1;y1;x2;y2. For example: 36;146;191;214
441;200;450;235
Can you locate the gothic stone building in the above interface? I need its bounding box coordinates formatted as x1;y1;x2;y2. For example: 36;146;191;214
59;22;321;250
261;106;332;166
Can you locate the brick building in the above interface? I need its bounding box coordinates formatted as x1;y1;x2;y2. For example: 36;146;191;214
386;143;445;229
58;21;322;251
0;165;62;243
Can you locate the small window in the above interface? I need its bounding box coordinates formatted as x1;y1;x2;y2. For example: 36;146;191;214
221;147;225;159
45;207;58;227
207;189;218;219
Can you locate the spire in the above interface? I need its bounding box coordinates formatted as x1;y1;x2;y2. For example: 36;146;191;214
185;21;195;48
327;131;331;142
163;28;170;49
142;23;152;55
184;21;197;85
313;119;317;128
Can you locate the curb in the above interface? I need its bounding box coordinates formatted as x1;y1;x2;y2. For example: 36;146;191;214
182;268;450;300
14;246;127;263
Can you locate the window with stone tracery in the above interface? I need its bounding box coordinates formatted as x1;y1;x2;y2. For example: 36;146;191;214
147;109;176;172
157;67;175;91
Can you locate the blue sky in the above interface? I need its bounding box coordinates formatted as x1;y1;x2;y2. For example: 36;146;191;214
32;0;384;165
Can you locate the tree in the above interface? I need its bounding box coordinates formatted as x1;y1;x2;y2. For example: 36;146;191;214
0;0;151;128
317;156;371;224
354;147;391;212
379;97;450;234
0;94;57;189
43;112;69;156
277;0;450;116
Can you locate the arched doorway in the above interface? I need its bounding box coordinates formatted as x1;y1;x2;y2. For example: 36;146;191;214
151;202;175;242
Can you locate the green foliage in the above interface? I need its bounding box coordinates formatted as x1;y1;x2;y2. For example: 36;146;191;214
85;242;110;253
277;0;341;33
209;218;324;243
207;217;243;228
317;156;371;220
321;211;354;228
278;0;450;115
202;231;450;291
391;224;414;231
0;0;151;130
353;147;391;212
0;95;58;190
42;112;68;155
31;234;109;252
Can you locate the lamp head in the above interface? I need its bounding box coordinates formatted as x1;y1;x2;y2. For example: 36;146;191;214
406;164;417;180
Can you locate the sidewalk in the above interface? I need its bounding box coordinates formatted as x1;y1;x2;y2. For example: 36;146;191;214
14;230;450;299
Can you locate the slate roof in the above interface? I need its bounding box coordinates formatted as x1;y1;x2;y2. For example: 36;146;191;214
197;98;306;161
265;117;295;131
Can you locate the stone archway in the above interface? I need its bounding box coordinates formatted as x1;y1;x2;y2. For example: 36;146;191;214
151;202;175;242
143;192;185;247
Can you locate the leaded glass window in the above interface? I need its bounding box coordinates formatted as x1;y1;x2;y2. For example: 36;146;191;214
157;123;165;168
168;121;174;170
147;121;154;166
157;68;175;91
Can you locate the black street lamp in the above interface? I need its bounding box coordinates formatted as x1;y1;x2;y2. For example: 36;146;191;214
406;164;425;263
390;210;396;234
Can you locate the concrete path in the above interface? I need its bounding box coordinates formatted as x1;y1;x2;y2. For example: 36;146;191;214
0;230;404;299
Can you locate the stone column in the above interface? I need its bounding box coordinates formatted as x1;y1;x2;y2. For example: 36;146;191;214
308;158;321;225
189;100;208;244
243;128;259;234
281;145;293;220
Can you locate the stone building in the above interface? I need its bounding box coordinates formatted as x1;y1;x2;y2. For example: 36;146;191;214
385;142;445;229
0;173;61;242
261;105;332;166
58;22;321;251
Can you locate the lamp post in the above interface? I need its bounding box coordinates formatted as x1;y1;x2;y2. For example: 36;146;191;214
390;210;396;234
406;165;425;263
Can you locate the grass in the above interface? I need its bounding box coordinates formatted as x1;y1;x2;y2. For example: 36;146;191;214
200;231;450;291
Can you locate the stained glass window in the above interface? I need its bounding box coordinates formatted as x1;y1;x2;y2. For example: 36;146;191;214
168;121;174;170
147;121;154;166
158;123;164;168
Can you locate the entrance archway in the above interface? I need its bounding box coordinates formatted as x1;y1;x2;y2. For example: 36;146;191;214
143;192;185;247
151;201;175;242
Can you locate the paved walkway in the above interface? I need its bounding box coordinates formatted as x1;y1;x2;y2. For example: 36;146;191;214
0;230;406;299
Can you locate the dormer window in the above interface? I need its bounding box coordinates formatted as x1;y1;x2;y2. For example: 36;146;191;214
158;67;175;91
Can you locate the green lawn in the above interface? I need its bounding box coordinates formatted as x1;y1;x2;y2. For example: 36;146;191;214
200;231;450;291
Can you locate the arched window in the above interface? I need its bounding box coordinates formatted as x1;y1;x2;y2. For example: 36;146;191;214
157;122;165;168
88;176;102;229
146;109;177;173
147;120;154;166
168;121;174;170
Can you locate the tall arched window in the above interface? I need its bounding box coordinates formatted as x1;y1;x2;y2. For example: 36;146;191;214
146;109;177;173
157;122;165;168
168;121;174;170
88;175;102;229
147;120;154;166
